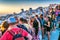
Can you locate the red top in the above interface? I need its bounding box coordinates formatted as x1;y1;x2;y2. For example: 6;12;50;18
0;27;28;40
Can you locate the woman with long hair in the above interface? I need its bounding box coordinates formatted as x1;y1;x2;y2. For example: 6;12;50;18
1;21;9;35
44;17;51;40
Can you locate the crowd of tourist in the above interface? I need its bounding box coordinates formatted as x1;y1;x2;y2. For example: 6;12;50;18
0;5;60;40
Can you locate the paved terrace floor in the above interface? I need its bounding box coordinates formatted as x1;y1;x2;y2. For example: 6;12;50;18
38;28;60;40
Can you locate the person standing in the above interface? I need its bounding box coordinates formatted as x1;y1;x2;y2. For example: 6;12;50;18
33;15;40;40
0;17;32;40
44;17;51;40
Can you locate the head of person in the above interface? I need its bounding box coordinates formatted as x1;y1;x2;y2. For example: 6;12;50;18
19;18;24;25
31;16;35;22
23;19;28;24
14;16;19;23
56;5;60;10
35;15;38;19
2;21;9;30
40;14;43;19
47;17;51;22
44;16;48;22
51;8;54;11
7;17;17;26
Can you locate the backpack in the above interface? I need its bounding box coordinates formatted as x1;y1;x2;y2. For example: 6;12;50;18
17;25;29;33
8;28;24;40
33;19;39;28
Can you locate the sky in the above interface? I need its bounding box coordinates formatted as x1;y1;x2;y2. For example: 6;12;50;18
0;0;60;15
